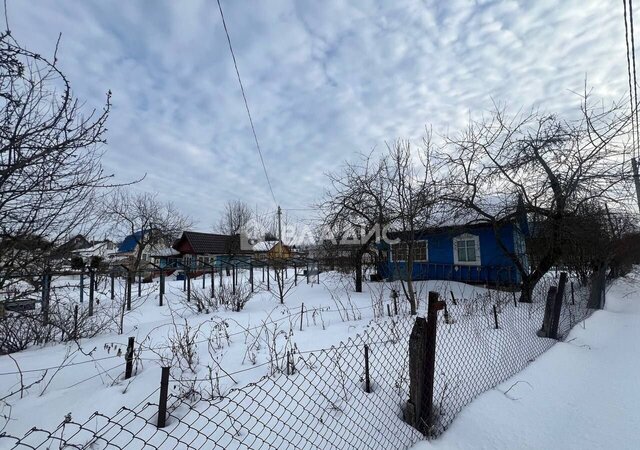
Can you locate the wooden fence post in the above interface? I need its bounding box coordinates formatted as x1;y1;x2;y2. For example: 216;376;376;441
538;285;557;338
538;272;567;339
125;336;135;379
549;272;567;339
157;367;170;428
588;264;607;309
406;291;445;435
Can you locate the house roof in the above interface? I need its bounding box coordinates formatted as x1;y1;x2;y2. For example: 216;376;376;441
117;231;145;253
150;247;181;257
174;231;249;255
252;240;279;252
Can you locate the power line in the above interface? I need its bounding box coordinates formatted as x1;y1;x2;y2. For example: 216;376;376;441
216;0;278;206
629;0;640;160
624;0;637;160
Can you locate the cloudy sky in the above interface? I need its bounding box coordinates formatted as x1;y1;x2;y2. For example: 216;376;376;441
6;0;629;230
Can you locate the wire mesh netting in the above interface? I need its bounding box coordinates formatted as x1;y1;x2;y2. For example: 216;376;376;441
1;275;593;449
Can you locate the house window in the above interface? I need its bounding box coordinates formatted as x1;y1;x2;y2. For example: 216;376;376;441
453;234;480;265
392;241;428;262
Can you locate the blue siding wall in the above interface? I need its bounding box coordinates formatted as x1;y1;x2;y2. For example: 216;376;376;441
381;223;522;286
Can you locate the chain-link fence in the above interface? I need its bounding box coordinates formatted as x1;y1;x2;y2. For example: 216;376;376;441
428;274;592;435
1;275;593;449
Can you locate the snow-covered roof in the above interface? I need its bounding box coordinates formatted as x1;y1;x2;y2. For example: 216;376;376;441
252;241;278;252
150;247;180;257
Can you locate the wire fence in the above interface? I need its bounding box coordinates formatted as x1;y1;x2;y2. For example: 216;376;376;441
1;274;594;449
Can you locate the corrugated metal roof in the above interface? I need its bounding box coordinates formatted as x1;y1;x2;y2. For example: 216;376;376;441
117;231;144;253
174;231;249;255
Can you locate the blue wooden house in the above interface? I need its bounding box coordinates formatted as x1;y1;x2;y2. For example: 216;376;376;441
379;220;528;286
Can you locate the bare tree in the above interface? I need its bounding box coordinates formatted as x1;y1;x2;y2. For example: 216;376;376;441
320;151;394;292
216;200;253;236
105;189;191;273
0;29;114;293
437;93;631;302
386;139;440;315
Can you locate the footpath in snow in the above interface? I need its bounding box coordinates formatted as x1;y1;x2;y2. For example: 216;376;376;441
412;273;640;450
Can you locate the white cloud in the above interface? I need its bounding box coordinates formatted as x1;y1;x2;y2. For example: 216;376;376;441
4;0;630;229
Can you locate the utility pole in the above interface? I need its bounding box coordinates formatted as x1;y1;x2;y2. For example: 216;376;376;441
632;158;640;213
277;205;282;242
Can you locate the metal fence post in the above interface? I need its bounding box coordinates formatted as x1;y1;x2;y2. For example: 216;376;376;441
157;367;170;428
73;304;79;340
159;269;164;307
492;305;499;329
89;269;95;317
187;269;191;303
110;272;115;300
41;271;51;325
125;336;135;379
364;344;371;393
79;268;84;303
127;269;132;311
210;268;215;298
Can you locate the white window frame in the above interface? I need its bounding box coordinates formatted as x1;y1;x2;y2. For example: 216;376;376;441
453;233;481;266
390;240;428;263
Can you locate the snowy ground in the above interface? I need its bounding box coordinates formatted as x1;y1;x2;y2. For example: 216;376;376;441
0;269;486;441
411;271;640;450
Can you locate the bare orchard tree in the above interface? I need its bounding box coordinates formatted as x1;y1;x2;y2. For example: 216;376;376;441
320;151;394;292
0;29;115;293
385;139;440;315
105;189;191;273
437;93;631;302
216;200;253;236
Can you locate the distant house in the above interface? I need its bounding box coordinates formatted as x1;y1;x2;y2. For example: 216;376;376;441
172;231;252;269
111;230;160;267
72;240;117;264
252;240;294;260
380;220;528;286
55;234;91;258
